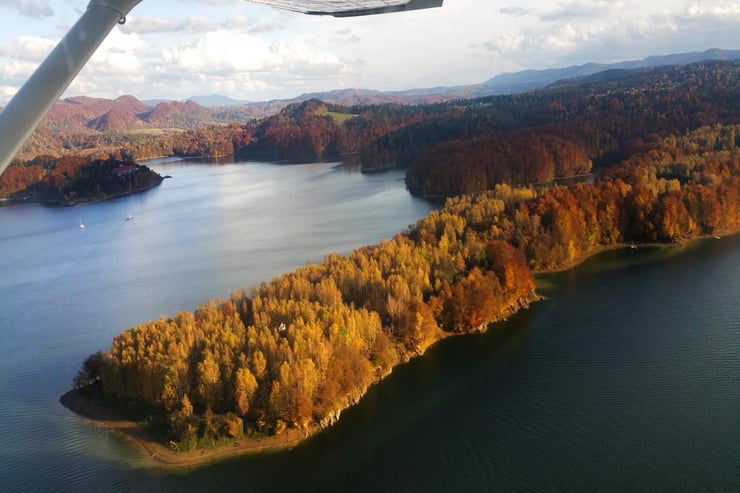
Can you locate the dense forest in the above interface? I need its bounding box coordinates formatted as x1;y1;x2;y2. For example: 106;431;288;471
12;61;737;170
0;156;163;204
7;61;739;201
70;119;740;449
57;60;740;450
236;61;740;177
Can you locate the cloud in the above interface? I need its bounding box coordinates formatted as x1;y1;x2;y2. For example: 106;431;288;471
539;1;628;22
121;15;217;34
0;0;53;18
88;30;148;74
0;60;40;79
161;31;343;75
0;36;56;62
483;1;740;69
121;12;283;35
0;85;18;101
66;30;149;97
676;3;740;26
4;0;740;105
329;29;361;45
500;7;533;17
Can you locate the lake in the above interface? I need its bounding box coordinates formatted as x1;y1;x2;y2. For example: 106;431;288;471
1;159;739;492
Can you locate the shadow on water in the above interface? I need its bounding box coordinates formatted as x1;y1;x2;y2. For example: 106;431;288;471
2;151;739;492
536;236;734;296
145;234;740;493
139;310;538;493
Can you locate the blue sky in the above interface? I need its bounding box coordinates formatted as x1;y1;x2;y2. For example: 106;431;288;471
0;0;739;104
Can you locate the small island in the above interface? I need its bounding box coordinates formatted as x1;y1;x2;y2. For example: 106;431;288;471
0;156;164;206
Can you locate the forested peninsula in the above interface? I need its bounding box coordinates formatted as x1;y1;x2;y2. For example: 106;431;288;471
63;62;740;464
63;124;740;463
0;156;163;205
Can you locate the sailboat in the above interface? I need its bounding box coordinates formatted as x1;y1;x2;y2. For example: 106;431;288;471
79;219;85;228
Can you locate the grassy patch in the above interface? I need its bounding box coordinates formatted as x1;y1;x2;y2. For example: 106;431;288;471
317;109;358;125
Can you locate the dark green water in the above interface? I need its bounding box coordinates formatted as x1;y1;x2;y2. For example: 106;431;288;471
1;160;739;491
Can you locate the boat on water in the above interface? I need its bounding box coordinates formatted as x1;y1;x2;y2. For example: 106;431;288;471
126;214;133;221
79;219;85;229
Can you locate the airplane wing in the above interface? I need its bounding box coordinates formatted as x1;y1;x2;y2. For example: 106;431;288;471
246;0;443;17
0;0;444;177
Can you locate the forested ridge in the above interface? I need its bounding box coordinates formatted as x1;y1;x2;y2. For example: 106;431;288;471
70;118;740;450
6;61;739;206
11;61;738;169
233;61;740;172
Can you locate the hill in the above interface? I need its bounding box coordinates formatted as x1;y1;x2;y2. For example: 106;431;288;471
473;48;740;96
10;49;740;164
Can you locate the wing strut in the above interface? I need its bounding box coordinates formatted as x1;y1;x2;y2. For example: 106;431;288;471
0;0;142;176
0;0;443;176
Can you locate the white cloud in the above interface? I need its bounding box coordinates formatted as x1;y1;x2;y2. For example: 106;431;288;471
161;31;343;75
0;60;40;79
3;0;740;104
500;7;533;17
329;29;361;45
121;12;282;35
64;30;149;97
485;1;740;68
122;15;219;34
0;36;55;62
0;0;53;19
0;84;18;100
539;1;629;22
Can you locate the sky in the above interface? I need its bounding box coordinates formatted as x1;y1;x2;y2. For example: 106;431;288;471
0;0;739;105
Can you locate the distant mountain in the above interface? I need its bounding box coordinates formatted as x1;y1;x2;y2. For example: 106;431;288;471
37;96;259;135
42;95;152;133
476;48;740;96
284;87;454;107
143;95;253;107
190;95;253;107
21;48;740;148
221;49;740;110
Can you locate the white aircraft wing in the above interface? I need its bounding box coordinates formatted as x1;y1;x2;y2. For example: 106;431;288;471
0;0;444;176
246;0;443;17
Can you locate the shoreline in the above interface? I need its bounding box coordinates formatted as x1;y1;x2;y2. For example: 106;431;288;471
60;292;538;470
60;389;322;468
59;229;739;469
534;228;740;276
2;177;165;207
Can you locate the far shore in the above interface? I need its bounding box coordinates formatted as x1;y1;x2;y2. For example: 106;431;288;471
59;228;739;469
2;177;166;207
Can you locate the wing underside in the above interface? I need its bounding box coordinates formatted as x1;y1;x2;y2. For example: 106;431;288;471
245;0;443;17
0;0;444;175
